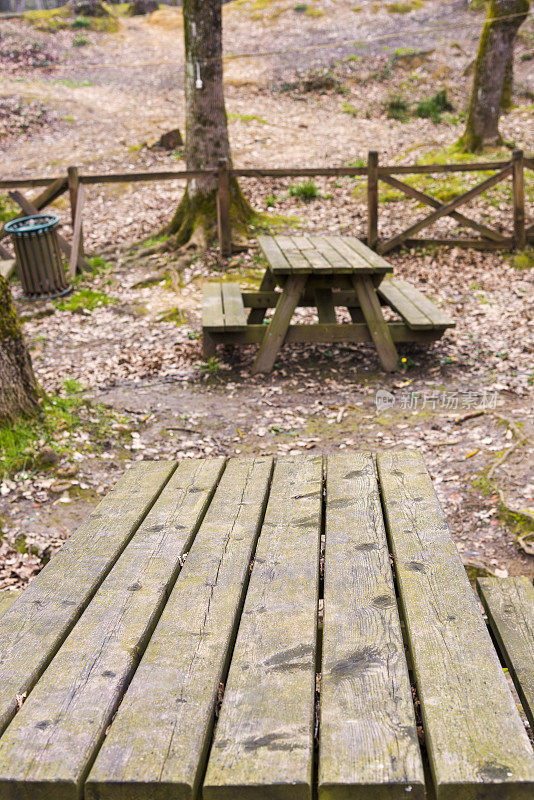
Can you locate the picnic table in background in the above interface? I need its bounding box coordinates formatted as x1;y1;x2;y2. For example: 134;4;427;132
0;451;533;800
202;235;454;374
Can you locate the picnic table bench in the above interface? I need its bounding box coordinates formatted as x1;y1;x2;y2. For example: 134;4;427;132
202;236;454;374
0;451;533;800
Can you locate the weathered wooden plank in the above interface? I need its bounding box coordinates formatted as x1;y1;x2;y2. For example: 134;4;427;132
0;458;225;800
379;174;507;243
247;268;278;324
0;461;175;738
202;283;225;330
0;591;20;619
478;577;534;730
354;276;398;372
221;282;247;329
203;455;323;800
344;236;393;271
257;236;292;274
378;450;534;800
383;278;454;328
319;453;425;800
291;235;313;249
299;247;332;274
378;278;435;330
212;323;444;346
314;288;337;324
252;274;307;375
86;456;273;800
324;236;372;271
380;166;513;254
308;237;353;272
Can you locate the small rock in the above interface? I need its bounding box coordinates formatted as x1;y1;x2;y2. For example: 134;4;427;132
151;128;183;150
128;0;159;15
38;446;60;467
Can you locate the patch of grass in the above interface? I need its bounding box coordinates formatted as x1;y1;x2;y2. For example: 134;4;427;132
415;90;454;124
289;180;319;202
228;112;267;124
25;4;119;32
385;93;410;121
305;4;323;16
201;356;220;374
387;0;423;12
142;233;168;248
54;288;117;312
342;101;358;117
0;379;128;478
72;33;89;46
265;194;277;207
56;79;93;88
513;249;534;269
71;16;90;27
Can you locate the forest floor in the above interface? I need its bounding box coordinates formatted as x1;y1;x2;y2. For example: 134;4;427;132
0;0;533;589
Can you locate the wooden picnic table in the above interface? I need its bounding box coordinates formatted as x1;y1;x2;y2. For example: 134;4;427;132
202;236;454;375
0;452;533;799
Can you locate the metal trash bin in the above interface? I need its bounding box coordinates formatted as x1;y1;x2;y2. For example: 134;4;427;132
4;214;71;300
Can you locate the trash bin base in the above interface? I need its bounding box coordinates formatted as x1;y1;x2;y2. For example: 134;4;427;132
21;284;73;302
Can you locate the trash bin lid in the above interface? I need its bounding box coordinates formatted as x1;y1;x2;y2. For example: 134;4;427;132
4;214;59;235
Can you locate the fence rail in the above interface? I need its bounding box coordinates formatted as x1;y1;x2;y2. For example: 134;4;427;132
1;150;532;263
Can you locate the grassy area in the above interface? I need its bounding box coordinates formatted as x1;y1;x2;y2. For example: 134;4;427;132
24;3;119;33
0;196;18;226
0;380;124;479
54;288;117;312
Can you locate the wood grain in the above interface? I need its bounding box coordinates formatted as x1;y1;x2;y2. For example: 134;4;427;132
203;455;323;800
478;577;534;729
378;450;534;800
0;459;224;800
86;457;273;800
0;591;20;619
0;461;175;737
319;453;424;800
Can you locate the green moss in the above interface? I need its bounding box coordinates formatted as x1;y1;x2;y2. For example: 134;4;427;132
228;113;267;124
387;0;423;12
0;276;22;341
0;195;18;225
341;102;358;117
513;249;534;269
54;288;117;312
24;4;119;33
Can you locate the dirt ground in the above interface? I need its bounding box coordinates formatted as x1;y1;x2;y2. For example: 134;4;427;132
0;0;533;589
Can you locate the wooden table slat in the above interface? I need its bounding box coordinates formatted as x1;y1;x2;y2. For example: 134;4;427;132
0;590;20;620
308;237;354;272
86;457;273;800
324;236;377;272
0;459;224;800
378;450;534;800
0;461;176;737
257;235;292;274
478;577;534;730
343;236;393;270
203;455;323;800
319;453;425;800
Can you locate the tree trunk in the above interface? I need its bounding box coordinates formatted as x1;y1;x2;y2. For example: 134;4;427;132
165;0;254;250
0;276;41;425
460;0;529;152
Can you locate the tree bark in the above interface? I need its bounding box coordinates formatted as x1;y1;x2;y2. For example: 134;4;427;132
460;0;529;152
0;276;41;425
165;0;253;250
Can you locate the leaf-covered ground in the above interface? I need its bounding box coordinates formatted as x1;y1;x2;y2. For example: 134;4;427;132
0;0;533;589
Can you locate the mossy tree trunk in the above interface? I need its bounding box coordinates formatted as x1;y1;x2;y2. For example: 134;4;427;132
165;0;253;250
0;275;40;425
460;0;529;152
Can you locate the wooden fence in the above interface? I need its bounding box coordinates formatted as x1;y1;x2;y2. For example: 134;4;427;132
1;150;532;266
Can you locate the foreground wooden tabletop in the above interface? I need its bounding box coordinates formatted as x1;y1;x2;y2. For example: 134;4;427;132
0;451;532;800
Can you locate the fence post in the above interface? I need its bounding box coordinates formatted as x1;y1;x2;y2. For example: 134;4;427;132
367;150;379;250
67;165;85;269
512;149;526;251
217;158;232;257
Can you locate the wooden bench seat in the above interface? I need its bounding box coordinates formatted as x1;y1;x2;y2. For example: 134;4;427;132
478;577;534;729
378;277;455;330
202;282;247;332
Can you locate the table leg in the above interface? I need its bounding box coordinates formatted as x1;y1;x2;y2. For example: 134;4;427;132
353;276;399;372
314;288;337;324
248;268;277;324
252;275;307;375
